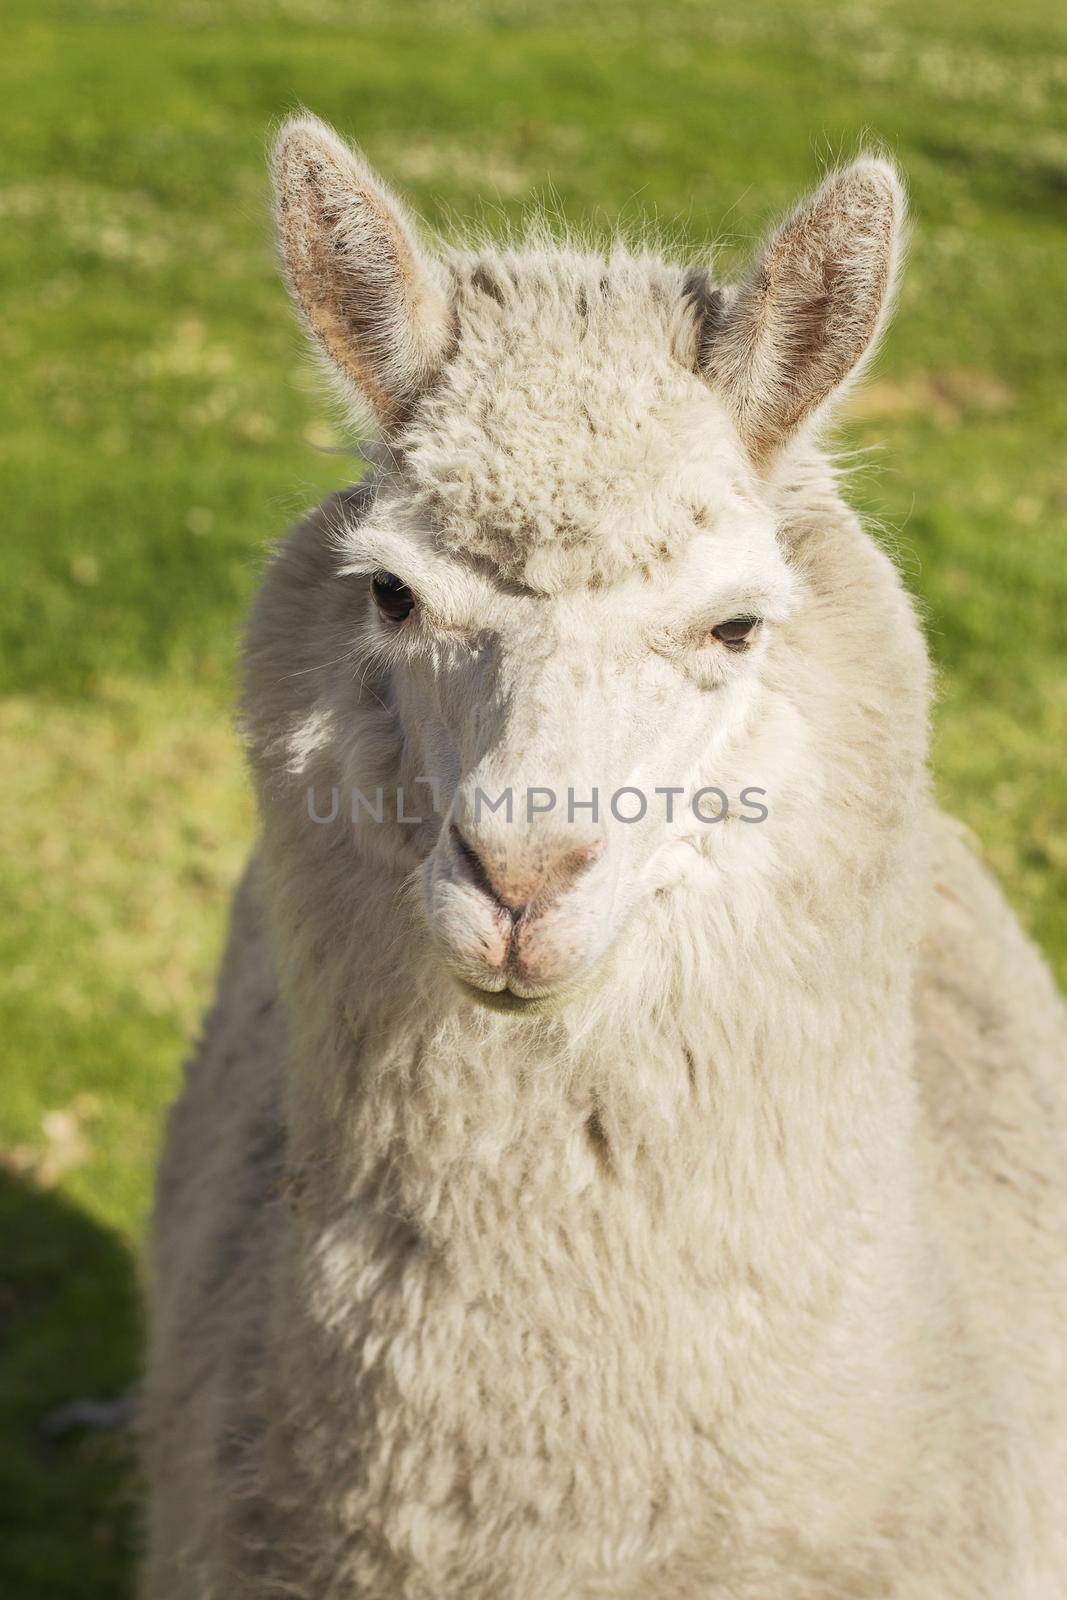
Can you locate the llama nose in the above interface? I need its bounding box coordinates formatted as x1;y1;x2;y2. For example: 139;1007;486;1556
450;823;601;918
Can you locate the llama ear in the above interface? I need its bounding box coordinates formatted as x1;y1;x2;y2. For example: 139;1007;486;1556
700;157;906;462
270;114;452;427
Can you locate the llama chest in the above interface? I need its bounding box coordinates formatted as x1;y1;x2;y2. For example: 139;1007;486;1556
269;1192;898;1600
273;1197;709;1593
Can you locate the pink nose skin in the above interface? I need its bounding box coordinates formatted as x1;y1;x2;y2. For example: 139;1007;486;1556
450;823;601;923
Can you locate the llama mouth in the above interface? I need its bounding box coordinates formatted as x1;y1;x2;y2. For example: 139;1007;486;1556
456;978;570;1016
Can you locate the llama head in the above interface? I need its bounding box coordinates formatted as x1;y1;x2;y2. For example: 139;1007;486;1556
267;116;906;1013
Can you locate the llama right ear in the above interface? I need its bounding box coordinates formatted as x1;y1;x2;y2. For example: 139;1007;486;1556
699;157;906;463
270;114;452;427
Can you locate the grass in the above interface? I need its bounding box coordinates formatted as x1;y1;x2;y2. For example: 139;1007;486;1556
1;0;1064;1591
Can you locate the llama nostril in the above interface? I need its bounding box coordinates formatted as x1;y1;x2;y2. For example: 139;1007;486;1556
450;824;527;917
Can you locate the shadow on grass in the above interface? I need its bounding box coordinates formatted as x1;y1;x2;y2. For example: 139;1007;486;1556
0;1170;141;1598
916;133;1067;214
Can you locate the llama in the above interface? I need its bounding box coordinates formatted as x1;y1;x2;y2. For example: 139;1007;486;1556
142;115;1067;1599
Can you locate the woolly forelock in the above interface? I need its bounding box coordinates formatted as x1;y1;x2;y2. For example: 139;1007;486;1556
387;242;747;594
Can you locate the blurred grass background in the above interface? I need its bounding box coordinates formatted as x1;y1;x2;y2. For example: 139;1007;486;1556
1;0;1064;1591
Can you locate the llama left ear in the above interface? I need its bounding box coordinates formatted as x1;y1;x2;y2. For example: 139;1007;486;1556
699;157;906;463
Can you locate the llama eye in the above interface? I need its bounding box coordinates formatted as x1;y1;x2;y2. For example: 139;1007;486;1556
710;616;761;651
371;570;416;622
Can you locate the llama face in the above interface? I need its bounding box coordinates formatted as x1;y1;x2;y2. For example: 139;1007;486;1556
269;115;905;1009
334;437;798;1008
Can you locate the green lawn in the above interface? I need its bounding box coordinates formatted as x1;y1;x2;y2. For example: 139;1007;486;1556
1;0;1065;1591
